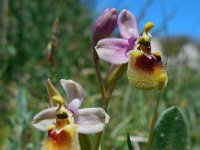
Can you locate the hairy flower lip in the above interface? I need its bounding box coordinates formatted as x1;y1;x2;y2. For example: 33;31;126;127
135;55;162;72
127;50;168;90
129;50;163;72
42;124;80;150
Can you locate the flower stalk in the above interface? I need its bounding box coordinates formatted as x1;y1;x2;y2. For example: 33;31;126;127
92;8;117;106
92;63;128;149
146;90;162;150
46;18;59;80
92;9;139;150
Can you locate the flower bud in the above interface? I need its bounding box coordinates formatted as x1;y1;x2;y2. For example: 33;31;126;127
93;8;117;41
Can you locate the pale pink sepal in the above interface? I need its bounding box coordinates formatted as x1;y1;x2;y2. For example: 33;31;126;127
32;107;57;131
67;98;80;114
95;38;131;64
76;108;110;134
60;79;84;108
118;9;139;39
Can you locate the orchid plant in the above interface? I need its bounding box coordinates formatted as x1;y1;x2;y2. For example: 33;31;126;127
32;8;189;150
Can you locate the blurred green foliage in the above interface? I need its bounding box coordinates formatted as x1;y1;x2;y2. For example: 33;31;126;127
0;0;200;150
0;0;94;149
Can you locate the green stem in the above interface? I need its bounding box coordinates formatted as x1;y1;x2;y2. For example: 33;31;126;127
91;91;108;150
92;63;128;150
92;36;106;102
94;57;105;99
91;132;103;150
91;38;106;150
79;133;92;150
47;18;59;107
106;64;127;91
92;34;128;149
146;90;162;150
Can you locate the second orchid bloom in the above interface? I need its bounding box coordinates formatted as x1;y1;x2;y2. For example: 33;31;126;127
95;9;168;90
32;79;109;150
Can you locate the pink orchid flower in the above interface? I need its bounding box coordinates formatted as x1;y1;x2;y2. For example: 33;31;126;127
32;79;110;134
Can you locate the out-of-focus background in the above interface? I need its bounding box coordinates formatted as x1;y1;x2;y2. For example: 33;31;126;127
0;0;200;149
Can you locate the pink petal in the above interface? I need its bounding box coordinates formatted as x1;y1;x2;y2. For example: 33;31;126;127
67;98;80;114
32;107;57;131
95;38;131;64
60;79;84;108
118;9;139;39
75;108;110;134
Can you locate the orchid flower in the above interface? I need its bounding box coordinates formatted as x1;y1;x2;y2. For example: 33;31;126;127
32;79;110;150
95;9;139;64
127;22;168;90
95;8;168;90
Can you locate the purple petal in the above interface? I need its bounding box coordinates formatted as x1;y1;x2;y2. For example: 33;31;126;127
67;98;80;114
32;107;57;131
128;36;137;47
75;108;110;134
118;9;139;39
95;38;131;64
60;79;84;107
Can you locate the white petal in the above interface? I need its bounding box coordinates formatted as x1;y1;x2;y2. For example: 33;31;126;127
75;108;110;134
60;79;84;107
32;107;57;131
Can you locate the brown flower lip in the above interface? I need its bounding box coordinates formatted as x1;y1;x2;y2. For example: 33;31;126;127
133;53;163;72
48;129;72;146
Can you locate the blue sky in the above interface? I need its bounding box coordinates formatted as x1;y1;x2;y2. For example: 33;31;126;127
94;0;200;41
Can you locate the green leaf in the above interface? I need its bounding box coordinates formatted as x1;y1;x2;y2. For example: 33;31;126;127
127;133;133;150
79;133;91;150
151;106;189;150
